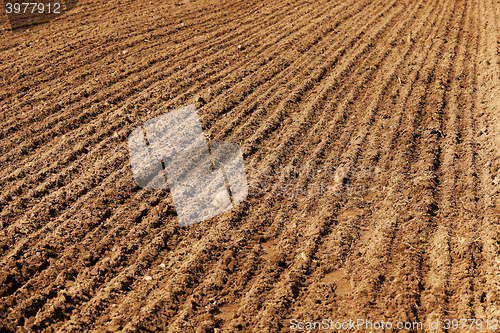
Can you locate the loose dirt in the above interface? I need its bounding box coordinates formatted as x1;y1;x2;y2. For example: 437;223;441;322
1;0;500;331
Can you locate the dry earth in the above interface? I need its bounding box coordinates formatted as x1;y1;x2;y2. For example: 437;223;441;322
2;0;500;331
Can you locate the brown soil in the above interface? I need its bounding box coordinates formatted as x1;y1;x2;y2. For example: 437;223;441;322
1;0;500;331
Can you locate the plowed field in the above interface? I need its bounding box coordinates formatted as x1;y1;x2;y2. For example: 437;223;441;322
2;0;500;331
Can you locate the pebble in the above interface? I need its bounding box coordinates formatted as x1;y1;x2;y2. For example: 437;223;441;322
160;263;166;268
145;276;152;281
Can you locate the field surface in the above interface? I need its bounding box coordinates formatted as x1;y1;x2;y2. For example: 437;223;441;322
2;0;500;331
